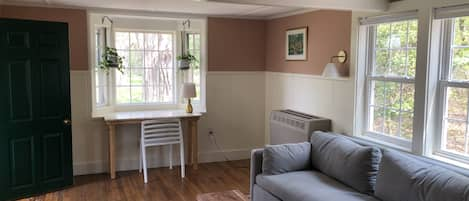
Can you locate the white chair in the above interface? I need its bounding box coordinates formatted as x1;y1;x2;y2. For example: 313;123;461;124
139;119;185;183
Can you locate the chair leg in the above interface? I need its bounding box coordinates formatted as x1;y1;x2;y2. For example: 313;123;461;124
139;140;142;173
141;144;148;183
180;143;185;178
169;144;173;170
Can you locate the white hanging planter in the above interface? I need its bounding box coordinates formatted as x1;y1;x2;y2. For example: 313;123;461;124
178;60;191;70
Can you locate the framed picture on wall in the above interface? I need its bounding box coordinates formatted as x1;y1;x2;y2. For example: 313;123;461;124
285;27;308;61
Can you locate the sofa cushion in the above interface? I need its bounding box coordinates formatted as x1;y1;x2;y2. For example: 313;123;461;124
262;142;311;175
375;150;469;201
310;132;382;194
256;171;380;201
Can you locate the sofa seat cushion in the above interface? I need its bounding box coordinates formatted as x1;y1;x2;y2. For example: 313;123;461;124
256;171;380;201
375;150;469;201
310;132;382;194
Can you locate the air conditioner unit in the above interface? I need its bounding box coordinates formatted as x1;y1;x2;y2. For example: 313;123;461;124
270;110;331;145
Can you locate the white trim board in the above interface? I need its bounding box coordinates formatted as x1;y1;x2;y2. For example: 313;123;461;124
73;148;252;175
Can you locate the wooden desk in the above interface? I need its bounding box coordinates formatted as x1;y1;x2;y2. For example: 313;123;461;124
104;110;202;179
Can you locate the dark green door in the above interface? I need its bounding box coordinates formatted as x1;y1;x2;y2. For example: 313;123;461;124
0;19;72;200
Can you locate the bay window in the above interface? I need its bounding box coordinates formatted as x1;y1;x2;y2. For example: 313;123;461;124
89;14;206;117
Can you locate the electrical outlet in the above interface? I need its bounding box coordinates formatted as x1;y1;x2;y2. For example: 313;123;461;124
208;128;214;136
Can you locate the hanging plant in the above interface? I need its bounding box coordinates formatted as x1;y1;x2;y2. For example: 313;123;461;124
99;47;125;74
177;52;197;70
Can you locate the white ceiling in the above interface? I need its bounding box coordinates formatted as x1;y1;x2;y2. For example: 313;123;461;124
2;0;311;18
2;0;390;18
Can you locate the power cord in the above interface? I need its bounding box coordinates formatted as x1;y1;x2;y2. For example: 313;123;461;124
208;131;249;169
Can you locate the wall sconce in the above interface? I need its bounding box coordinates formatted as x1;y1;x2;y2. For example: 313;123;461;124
322;50;347;78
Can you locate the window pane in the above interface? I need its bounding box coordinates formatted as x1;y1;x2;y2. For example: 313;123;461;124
369;106;384;133
116;71;130;86
115;32;129;49
117;50;129;67
144;51;158;67
389;50;406;76
384;108;400;137
159;34;173;51
407;48;417;77
385;82;401;109
116;87;131;104
376;23;391;49
450;47;469;81
390;21;407;49
131;86;144;103
374;50;388;75
372;81;385;106
408;21;418;48
401;112;413;140
401;83;414;112
130;68;144;85
144;33;158;50
444;120;467;154
453;16;469;47
130;32;144;50
129;51;144;67
447;87;468;121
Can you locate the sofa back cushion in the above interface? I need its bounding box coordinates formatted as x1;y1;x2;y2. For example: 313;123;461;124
310;132;382;194
262;142;311;175
375;150;469;201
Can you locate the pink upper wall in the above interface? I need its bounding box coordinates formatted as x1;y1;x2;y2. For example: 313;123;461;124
265;10;352;75
208;17;266;71
0;5;88;71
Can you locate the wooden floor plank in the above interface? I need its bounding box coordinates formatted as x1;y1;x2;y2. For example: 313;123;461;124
18;160;250;201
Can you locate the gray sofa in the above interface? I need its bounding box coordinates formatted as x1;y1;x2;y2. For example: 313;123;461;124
251;131;469;201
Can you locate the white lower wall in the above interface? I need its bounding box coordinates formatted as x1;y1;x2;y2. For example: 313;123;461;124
264;71;355;143
70;71;266;175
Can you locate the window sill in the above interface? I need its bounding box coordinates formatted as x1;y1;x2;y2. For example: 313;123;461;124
428;153;469;171
354;134;412;153
92;103;206;118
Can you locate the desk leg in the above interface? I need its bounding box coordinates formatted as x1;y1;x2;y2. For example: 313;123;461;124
190;119;198;170
187;120;192;166
108;124;116;179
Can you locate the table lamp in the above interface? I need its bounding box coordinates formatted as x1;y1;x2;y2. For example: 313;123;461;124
182;83;196;113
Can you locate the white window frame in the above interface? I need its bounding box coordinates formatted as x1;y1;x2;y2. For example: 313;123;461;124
89;13;207;117
433;16;469;164
358;12;419;150
112;28;178;108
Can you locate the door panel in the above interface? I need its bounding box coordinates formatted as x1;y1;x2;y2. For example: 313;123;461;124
10;136;35;190
0;19;72;200
39;60;63;119
42;133;64;182
8;60;33;122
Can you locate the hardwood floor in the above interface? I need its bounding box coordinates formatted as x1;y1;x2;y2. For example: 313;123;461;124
19;160;250;201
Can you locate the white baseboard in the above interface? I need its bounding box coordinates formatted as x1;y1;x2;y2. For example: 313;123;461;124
73;148;253;176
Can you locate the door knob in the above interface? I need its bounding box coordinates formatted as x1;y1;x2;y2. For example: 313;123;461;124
63;119;72;125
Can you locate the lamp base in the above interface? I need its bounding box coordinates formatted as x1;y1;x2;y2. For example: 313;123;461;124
186;98;193;113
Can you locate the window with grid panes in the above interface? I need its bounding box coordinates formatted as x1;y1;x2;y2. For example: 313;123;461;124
364;19;418;147
114;31;175;104
437;16;469;159
187;33;201;102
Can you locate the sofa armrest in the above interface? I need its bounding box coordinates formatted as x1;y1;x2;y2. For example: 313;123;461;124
250;148;264;196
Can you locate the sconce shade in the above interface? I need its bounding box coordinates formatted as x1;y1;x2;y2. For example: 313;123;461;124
182;83;196;98
322;63;340;78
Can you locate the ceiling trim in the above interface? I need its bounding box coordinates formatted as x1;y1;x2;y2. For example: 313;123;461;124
207;0;389;12
266;8;318;20
0;1;209;19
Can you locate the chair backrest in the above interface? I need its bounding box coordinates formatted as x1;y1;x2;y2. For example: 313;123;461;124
141;119;182;146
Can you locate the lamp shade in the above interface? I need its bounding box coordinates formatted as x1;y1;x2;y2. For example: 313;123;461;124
322;63;340;78
182;82;196;98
